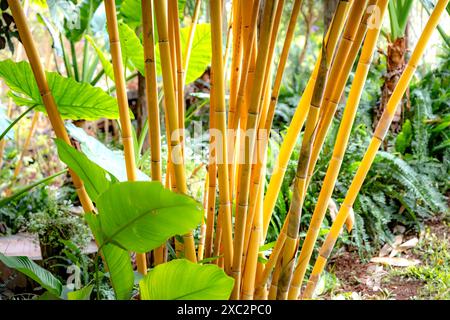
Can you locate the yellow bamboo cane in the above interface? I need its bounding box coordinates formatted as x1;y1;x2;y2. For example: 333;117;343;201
231;0;279;300
204;62;217;259
182;0;202;85
303;0;449;298
242;0;285;267
243;0;302;254
154;0;197;263
305;0;377;189
228;0;260;206
275;0;351;300
197;172;209;261
141;0;166;265
7;0;94;216
210;0;233;273
13;111;39;179
288;0;387;300
169;1;185;152
241;159;266;299
255;11;349;293
104;0;149;274
261;1;351;239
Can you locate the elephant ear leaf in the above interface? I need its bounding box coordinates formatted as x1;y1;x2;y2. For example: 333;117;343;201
85;212;134;300
139;259;234;300
67;284;94;300
0;253;62;297
96;181;203;253
55;138;117;203
0;60;120;120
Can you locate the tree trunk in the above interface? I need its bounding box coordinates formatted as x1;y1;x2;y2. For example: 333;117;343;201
374;37;407;135
324;0;339;28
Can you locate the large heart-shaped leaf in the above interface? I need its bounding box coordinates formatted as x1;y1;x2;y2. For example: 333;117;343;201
67;284;94;300
55;138;117;202
86;35;115;81
0;253;62;297
96;182;203;253
65;0;103;42
119;0;186;27
114;21;211;85
65;122;149;181
139;259;234;300
85;212;134;300
118;22;145;75
180;23;211;85
0;60;120;120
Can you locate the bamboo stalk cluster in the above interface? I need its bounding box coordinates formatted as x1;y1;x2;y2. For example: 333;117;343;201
7;0;448;300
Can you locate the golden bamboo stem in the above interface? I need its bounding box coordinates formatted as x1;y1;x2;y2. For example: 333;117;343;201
288;0;385;300
197;173;209;261
241;161;266;300
169;1;185;152
141;0;165;266
7;0;94;215
13;111;39;179
182;0;202;85
154;0;197;263
227;0;260;205
261;2;351;239
302;0;449;298
104;0;148;274
243;0;300;262
205;66;217;259
231;0;279;300
275;1;351;300
210;0;233;273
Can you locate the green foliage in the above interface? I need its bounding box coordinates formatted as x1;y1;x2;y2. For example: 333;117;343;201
0;106;13;140
55;139;117;203
0;60;121;120
65;122;148;181
85;35;115;80
25;187;92;252
139;259;234;300
0;253;62;296
85;212;134;300
67;284;94;300
388;0;414;39
391;226;450;299
90;20;211;85
118;22;145;75
96;181;203;253
395;119;412;153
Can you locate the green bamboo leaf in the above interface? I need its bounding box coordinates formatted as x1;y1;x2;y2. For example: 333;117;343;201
55;139;117;203
0;253;62;297
96;182;203;253
139;259;234;300
85;212;134;300
0;60;120;120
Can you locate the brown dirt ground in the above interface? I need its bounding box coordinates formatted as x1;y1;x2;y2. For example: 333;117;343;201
324;220;449;300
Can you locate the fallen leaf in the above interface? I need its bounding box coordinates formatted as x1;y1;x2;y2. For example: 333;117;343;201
370;257;421;267
399;237;419;250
